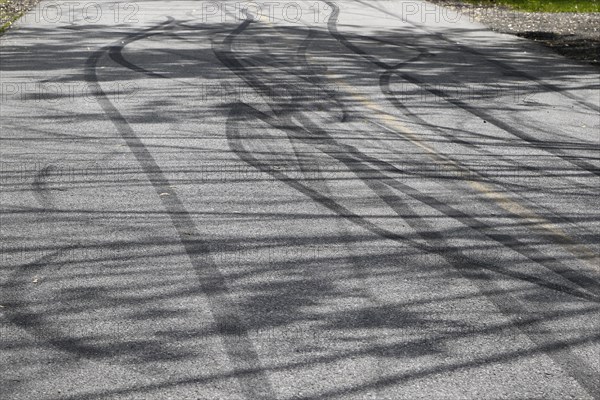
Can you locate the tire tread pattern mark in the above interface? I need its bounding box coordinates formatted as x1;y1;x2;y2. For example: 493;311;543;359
351;0;600;113
325;1;600;178
84;17;276;400
217;14;600;398
324;1;600;296
226;101;600;399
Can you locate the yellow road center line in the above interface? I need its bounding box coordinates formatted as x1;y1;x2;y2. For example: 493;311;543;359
333;78;599;270
259;13;599;271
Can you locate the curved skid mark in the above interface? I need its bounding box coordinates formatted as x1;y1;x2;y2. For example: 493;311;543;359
290;331;600;400
107;17;174;79
260;28;348;121
0;17;282;400
379;71;599;193
378;70;600;223
244;17;600;301
0;247;128;361
109;22;235;79
300;111;600;300
218;14;599;395
109;46;169;79
228;98;600;400
227;101;598;303
88;18;277;400
349;0;600;113
325;2;600;178
326;3;430;71
321;2;600;291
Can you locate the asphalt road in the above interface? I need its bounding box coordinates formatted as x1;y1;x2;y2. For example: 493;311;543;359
1;1;599;399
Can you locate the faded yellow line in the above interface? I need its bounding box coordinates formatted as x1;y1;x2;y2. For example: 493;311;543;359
333;78;599;270
258;14;598;271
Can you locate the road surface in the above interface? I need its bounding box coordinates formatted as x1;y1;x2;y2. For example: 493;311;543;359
1;0;599;399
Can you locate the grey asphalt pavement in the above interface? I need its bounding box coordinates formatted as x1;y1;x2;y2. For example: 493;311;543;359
1;1;599;399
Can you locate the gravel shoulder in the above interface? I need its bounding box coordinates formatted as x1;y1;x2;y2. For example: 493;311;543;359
0;0;36;33
2;0;599;68
430;0;600;66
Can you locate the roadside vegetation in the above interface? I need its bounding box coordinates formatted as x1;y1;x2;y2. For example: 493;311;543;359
0;0;29;34
432;0;600;66
459;0;600;12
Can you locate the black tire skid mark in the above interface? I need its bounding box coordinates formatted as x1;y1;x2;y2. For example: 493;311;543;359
109;20;235;82
240;50;345;119
283;26;543;198
305;113;600;297
350;0;600;114
109;44;169;79
289;331;600;400
251;25;367;121
322;2;590;192
107;17;176;79
108;19;233;82
2;18;280;400
216;10;346;120
226;102;600;398
294;17;428;121
30;152;128;211
379;71;599;193
18;164;154;368
1;243;208;379
325;6;430;71
213;19;282;107
286;14;600;298
325;1;600;179
212;10;599;299
294;29;349;121
304;112;600;299
395;71;600;177
16;121;158;368
225;93;598;304
322;3;600;296
379;70;600;231
25;168;89;364
90;18;278;400
218;16;600;396
1;248;127;362
252;23;423;123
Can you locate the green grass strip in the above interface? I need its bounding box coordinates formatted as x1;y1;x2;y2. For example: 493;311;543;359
458;0;600;13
